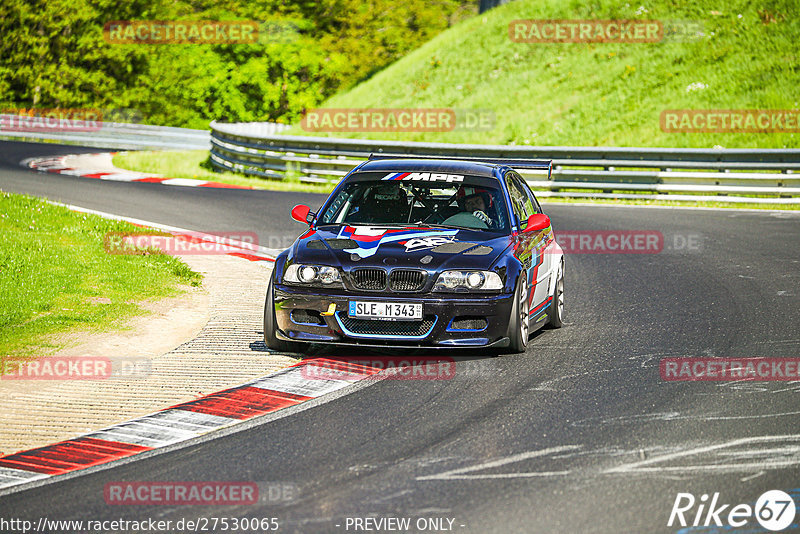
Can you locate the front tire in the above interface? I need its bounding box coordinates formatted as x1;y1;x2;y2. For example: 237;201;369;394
546;260;564;328
264;277;305;353
507;275;530;354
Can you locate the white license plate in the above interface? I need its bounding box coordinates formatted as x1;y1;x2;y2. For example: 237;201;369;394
348;301;422;321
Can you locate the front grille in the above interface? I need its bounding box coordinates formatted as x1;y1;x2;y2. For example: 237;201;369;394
350;268;387;290
389;269;427;291
339;314;435;337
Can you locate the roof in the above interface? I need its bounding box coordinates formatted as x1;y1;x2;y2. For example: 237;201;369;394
356;158;500;178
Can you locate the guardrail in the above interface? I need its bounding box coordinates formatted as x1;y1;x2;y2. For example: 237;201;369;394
5;114;798;204
210;121;800;204
0;114;212;150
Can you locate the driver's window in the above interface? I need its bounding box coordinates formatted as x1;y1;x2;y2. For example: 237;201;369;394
505;172;531;226
511;173;540;215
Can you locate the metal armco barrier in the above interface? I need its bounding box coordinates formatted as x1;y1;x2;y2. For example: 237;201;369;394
0;114;217;151
210;121;800;204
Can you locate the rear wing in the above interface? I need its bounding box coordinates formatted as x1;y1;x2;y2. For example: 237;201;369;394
367;153;552;180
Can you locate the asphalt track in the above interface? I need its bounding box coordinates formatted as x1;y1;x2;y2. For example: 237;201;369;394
2;140;800;533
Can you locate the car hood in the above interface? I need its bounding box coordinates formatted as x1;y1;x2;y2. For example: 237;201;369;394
289;225;510;271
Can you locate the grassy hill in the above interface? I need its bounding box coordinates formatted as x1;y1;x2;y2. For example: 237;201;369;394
292;0;799;148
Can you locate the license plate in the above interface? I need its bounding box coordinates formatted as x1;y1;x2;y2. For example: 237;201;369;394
348;301;422;321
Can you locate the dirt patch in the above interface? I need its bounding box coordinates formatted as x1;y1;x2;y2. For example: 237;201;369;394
0;255;298;454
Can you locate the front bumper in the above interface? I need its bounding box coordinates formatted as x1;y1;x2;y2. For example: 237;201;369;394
273;284;514;348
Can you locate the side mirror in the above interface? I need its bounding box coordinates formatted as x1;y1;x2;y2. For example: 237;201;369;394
291;204;315;225
522;213;551;233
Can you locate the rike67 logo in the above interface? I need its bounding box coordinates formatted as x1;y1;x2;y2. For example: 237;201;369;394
669;490;796;531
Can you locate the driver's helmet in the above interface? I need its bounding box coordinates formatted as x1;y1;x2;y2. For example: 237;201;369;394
456;185;493;210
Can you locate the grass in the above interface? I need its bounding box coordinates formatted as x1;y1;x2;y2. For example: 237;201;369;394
112;150;337;194
0;191;202;359
289;0;799;148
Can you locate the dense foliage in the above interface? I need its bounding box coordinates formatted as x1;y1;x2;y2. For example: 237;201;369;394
0;0;475;128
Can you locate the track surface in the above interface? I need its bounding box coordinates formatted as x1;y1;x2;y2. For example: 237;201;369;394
2;141;800;533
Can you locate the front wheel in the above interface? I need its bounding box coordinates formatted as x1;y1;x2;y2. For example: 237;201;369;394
546;260;564;328
264;277;305;353
506;275;530;354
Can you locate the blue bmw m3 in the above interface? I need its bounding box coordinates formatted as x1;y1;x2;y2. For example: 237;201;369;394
264;157;564;354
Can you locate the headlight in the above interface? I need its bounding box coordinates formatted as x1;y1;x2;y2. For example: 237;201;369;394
465;272;485;289
299;266;317;283
284;264;342;285
433;270;503;292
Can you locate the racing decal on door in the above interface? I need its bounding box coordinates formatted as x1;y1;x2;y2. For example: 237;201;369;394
337;226;459;258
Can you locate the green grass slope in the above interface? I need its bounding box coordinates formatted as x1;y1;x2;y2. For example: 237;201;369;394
294;0;799;148
0;192;200;357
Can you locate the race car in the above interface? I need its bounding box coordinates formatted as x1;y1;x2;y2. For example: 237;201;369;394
264;157;564;354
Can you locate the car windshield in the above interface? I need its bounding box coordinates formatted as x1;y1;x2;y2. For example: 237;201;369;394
319;174;510;231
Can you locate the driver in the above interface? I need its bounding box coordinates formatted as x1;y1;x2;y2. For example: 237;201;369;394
459;189;494;228
464;193;490;224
